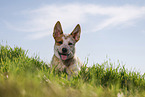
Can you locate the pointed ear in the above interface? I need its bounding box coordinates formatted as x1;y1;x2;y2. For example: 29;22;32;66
70;24;81;42
53;21;63;39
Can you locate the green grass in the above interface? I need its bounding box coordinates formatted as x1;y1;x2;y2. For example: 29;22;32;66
0;44;145;97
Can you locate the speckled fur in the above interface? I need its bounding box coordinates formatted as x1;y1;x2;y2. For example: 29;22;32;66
51;21;82;76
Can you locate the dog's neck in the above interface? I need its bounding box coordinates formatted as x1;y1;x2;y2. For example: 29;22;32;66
54;54;75;67
62;56;75;67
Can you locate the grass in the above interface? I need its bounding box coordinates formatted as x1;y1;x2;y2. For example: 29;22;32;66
0;44;145;97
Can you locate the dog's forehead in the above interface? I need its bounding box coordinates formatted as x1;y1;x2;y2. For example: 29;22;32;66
62;34;73;42
63;34;70;39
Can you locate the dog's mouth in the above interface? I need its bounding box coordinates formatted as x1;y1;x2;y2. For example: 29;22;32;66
58;52;69;60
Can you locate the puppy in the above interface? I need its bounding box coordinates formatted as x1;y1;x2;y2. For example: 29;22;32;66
51;21;82;76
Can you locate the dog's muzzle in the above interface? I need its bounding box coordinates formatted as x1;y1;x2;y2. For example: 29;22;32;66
58;48;69;60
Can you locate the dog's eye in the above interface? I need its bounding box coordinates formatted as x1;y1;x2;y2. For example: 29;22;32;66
58;41;63;44
68;43;73;45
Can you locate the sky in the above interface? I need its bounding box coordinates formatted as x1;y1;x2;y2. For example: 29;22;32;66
0;0;145;74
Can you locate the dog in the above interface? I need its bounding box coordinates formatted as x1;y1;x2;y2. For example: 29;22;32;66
51;21;82;76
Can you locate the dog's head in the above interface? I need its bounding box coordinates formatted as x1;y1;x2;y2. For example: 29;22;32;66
53;21;81;61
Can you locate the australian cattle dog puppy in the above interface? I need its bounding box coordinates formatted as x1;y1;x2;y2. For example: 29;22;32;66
51;21;82;77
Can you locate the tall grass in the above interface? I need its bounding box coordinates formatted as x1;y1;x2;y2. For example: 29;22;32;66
0;44;145;97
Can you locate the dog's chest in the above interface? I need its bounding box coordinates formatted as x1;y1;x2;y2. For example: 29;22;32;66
51;55;81;75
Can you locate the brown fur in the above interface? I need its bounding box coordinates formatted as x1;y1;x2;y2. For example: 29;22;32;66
51;21;82;76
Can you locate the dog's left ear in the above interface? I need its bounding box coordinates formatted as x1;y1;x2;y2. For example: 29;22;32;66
53;21;63;39
70;24;81;42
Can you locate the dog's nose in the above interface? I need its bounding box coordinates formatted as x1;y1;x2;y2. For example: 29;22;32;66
62;48;67;53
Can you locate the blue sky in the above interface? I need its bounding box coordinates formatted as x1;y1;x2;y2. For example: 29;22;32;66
0;0;145;74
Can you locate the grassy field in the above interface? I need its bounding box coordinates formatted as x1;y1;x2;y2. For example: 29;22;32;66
0;44;145;97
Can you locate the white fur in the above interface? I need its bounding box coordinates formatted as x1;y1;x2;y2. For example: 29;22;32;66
51;21;82;77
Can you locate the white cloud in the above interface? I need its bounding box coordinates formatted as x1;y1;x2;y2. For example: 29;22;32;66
5;4;145;40
26;32;50;40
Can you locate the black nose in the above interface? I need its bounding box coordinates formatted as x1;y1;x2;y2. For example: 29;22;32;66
62;48;67;53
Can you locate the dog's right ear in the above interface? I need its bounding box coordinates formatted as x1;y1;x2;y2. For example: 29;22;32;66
53;21;63;39
70;24;81;42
